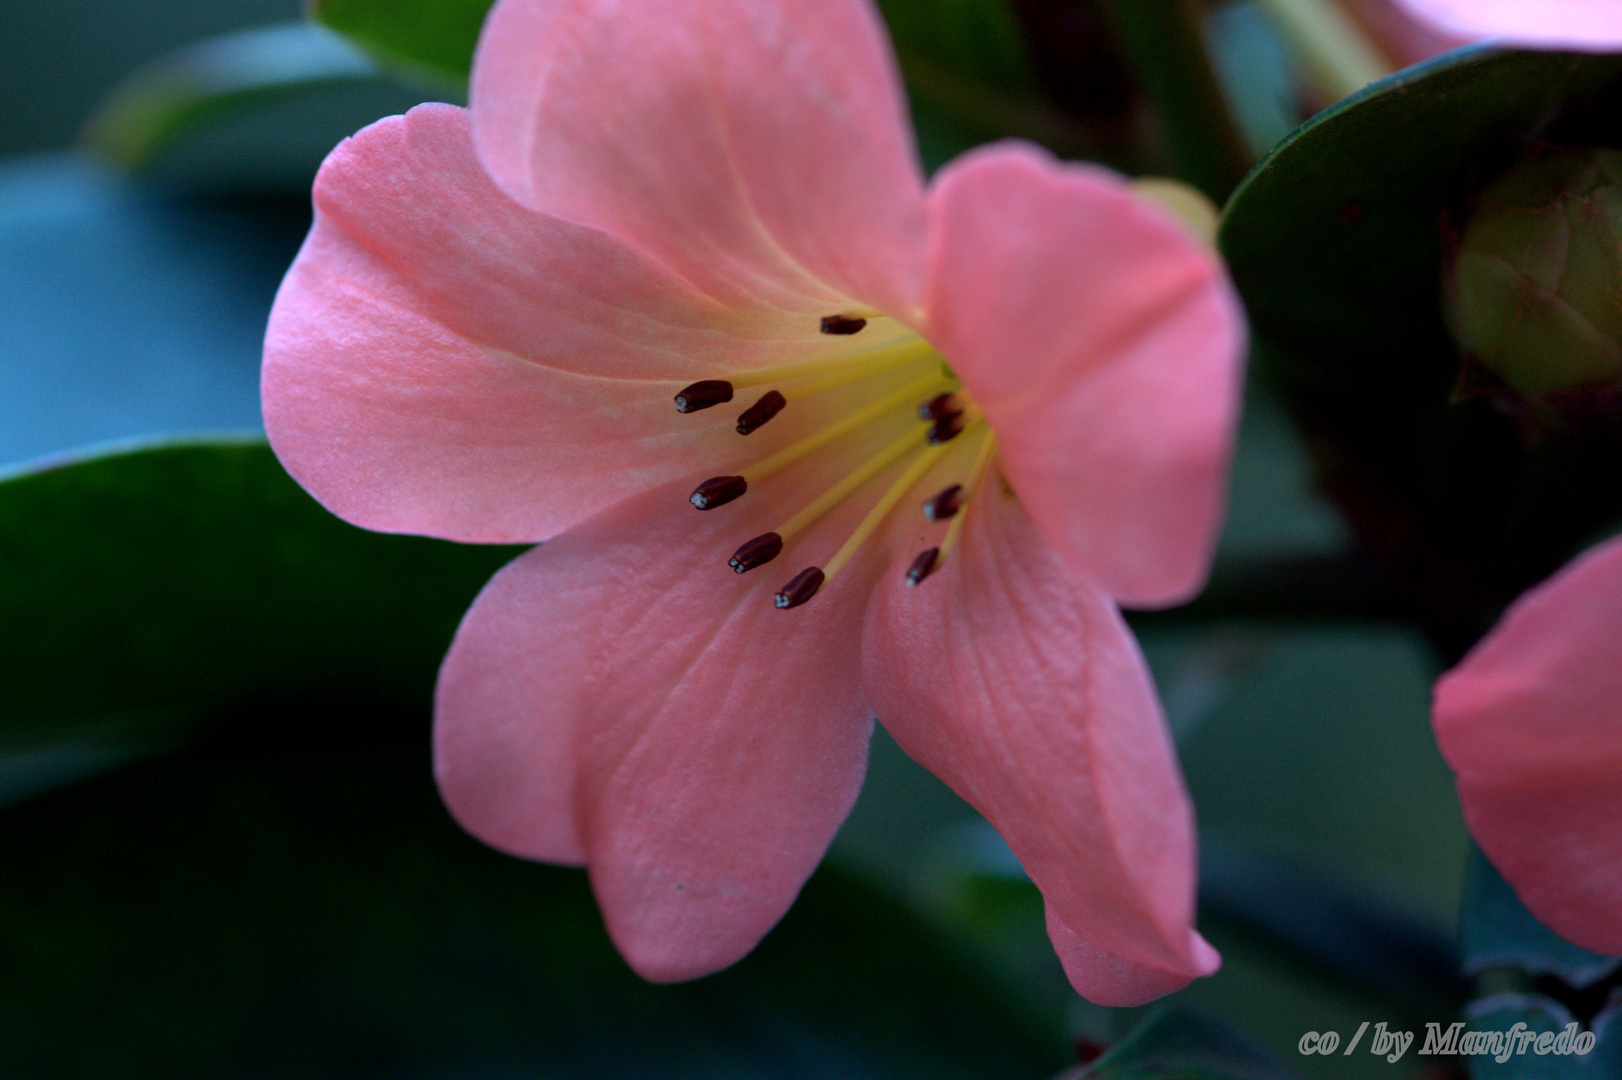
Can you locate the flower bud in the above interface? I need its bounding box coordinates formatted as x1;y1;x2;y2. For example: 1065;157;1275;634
1447;146;1622;411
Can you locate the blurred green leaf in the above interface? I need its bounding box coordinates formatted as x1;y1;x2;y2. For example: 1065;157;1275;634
0;438;521;796
1075;1008;1295;1080
85;23;378;170
1462;995;1622;1078
1199;841;1463;1020
1461;847;1621;989
0;156;296;464
0;695;1066;1077
1096;0;1252;200
1456;850;1622;1077
310;0;492;87
877;0;1031;93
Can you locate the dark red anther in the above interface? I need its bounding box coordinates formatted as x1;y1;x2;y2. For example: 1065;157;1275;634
905;548;939;587
923;484;962;521
729;532;783;573
918;392;960;421
674;379;734;412
736;390;786;434
927;413;966;444
820;314;868;335
690;475;747;509
775;567;825;608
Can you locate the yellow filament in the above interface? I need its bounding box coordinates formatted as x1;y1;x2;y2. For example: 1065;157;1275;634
741;371;949;485
780;361;912;403
727;336;932;391
773;422;933;544
823;414;985;583
937;427;998;565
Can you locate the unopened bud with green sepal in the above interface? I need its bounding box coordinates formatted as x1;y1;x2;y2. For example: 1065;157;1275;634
1448;145;1622;410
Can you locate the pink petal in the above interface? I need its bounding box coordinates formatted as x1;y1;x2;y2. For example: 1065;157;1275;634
1392;0;1622;49
862;480;1219;1006
1434;538;1622;955
264;103;920;543
470;0;927;316
922;143;1246;610
437;467;899;981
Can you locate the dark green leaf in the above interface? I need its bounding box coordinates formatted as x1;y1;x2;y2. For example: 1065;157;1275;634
0;698;1066;1077
1461;995;1622;1078
1199;841;1464;1018
310;0;494;86
1220;47;1622;381
1217;48;1622;658
1078;1008;1296;1080
1461;847;1621;989
0;438;521;794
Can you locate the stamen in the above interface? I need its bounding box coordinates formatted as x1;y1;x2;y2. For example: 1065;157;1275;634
690;475;747;510
775;567;825;609
918;392;961;422
740;371;948;486
905;548;939;587
729;532;783;573
736;390;786;434
820;314;868;335
821;437;956;582
933;429;998;574
727;337;931;392
779;362;909;404
769;421;936;545
923;484;962;521
928;412;968;444
780;408;984;598
674;379;733;413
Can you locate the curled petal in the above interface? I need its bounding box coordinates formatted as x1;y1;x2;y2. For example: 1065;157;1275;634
1392;0;1622;49
922;143;1245;609
264;103;916;543
862;482;1218;1005
1434;538;1622;955
471;0;927;315
438;474;890;981
1046;909;1222;1007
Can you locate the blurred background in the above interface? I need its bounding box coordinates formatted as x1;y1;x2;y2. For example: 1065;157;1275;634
0;1;1479;1077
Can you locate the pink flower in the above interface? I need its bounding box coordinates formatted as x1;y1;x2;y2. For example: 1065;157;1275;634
1434;539;1622;955
262;0;1244;1004
1390;0;1622;50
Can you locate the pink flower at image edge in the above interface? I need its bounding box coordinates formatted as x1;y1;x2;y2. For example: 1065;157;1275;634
1434;538;1622;955
261;0;1245;1005
1391;0;1622;50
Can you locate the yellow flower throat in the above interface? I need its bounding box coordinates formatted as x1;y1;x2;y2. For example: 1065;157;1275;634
675;312;996;609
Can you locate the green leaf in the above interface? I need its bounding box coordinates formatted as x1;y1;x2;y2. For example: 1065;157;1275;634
1217;48;1622;657
1220;46;1622;381
1461;847;1621;990
84;23;385;173
1454;850;1622;1077
1461;996;1622;1078
0;438;522;796
1078;1008;1296;1080
0;696;1067;1076
310;0;495;87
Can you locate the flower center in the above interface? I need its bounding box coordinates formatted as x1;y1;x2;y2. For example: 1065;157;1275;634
673;312;998;609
